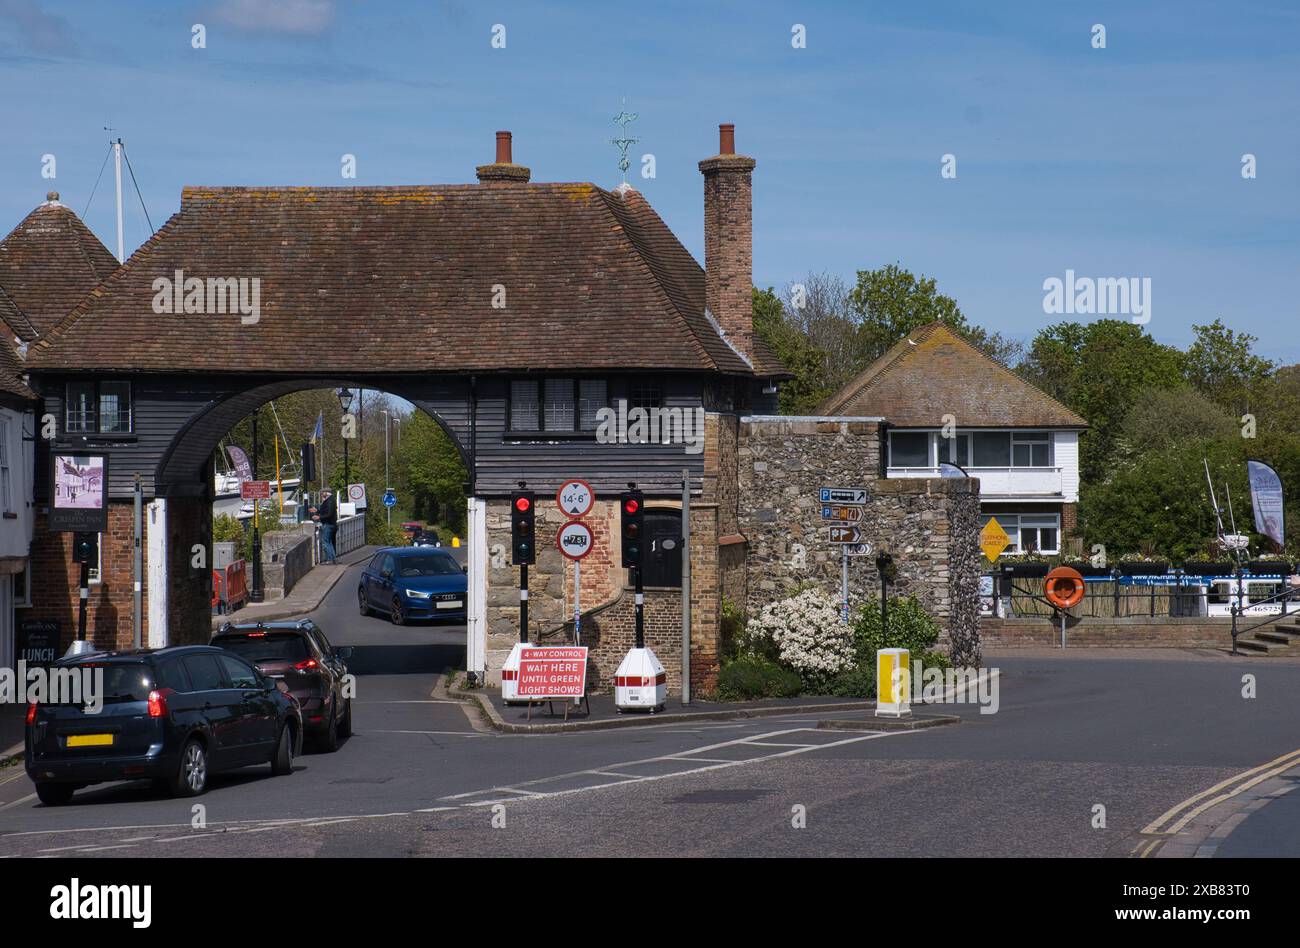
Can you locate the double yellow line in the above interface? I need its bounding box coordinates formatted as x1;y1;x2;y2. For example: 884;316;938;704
1134;746;1300;856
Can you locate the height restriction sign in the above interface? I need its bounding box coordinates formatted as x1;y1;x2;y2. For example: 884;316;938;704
556;479;595;518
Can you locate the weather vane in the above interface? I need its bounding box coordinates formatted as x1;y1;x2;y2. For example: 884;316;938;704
608;101;639;184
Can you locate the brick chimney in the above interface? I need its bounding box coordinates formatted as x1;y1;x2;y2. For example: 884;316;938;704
699;123;757;365
476;131;531;183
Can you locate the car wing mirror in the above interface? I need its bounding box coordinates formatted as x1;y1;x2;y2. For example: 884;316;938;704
335;646;354;660
462;565;468;574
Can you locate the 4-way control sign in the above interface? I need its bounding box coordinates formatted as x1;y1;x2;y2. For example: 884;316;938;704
517;646;589;699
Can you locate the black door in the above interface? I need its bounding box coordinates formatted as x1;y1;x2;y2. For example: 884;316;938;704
642;508;682;588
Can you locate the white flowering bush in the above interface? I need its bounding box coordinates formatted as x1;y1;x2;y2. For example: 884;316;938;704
743;588;856;684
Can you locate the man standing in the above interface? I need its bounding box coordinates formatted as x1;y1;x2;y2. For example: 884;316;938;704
316;488;338;564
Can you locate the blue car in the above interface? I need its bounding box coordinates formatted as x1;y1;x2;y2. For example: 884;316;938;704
358;547;467;625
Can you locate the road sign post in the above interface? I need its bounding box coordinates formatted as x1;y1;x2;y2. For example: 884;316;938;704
557;519;594;646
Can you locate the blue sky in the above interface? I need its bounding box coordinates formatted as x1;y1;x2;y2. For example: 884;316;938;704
2;0;1297;360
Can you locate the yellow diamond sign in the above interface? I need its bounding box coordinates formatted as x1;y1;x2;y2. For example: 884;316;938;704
980;517;1010;561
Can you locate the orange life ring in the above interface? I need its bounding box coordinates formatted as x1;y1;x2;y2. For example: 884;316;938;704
1044;566;1086;609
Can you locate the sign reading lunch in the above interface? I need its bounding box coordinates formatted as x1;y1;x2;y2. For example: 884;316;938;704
516;646;589;699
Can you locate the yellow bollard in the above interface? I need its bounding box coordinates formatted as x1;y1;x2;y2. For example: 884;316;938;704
875;648;911;717
452;536;460;548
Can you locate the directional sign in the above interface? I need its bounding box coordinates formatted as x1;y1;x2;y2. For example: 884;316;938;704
382;490;397;508
556;520;595;561
821;504;864;523
844;542;874;556
820;487;868;505
827;525;863;543
980;517;1011;561
241;480;271;500
556;479;595;518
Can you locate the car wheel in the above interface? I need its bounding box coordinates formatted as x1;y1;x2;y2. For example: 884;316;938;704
271;723;293;775
390;596;405;626
318;702;340;753
171;738;208;797
338;698;353;738
35;783;76;806
358;588;371;617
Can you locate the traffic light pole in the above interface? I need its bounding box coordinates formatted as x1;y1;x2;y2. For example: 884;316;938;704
519;563;529;643
633;564;645;649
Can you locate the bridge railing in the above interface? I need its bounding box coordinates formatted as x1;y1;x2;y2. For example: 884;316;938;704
303;512;366;564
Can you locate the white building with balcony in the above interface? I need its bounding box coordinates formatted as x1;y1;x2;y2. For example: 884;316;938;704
819;322;1088;556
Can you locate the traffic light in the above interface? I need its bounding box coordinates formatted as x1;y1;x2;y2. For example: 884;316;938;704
301;442;316;482
72;532;99;565
510;490;535;565
620;490;644;568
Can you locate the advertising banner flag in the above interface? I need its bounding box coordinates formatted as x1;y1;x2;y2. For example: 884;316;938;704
1247;459;1285;548
227;445;253;482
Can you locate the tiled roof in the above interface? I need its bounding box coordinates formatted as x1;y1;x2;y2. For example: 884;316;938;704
818;321;1088;428
0;199;118;341
30;183;781;377
0;334;36;402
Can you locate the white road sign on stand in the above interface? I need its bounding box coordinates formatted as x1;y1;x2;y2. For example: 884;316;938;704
556;479;595;518
347;483;368;510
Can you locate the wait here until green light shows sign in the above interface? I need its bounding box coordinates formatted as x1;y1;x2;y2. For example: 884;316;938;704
516;647;589;699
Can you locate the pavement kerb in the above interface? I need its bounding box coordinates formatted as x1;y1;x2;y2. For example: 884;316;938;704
444;679;877;734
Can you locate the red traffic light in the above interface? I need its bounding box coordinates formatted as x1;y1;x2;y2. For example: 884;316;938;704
514;496;532;512
623;498;639;515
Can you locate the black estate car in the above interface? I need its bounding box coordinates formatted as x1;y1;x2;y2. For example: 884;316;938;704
211;619;353;752
25;645;301;805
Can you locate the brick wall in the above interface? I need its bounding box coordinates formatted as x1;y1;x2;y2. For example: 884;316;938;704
982;616;1232;649
28;503;143;651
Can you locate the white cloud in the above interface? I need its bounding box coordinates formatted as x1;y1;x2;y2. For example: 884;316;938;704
210;0;336;36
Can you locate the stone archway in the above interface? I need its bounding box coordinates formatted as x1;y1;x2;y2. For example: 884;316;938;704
148;376;481;670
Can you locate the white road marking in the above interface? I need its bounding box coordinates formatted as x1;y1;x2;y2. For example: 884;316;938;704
0;793;36;811
371;729;487;737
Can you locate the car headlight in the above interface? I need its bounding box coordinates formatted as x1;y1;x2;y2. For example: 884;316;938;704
404;588;432;599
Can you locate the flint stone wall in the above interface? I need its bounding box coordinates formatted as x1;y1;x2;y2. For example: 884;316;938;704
737;416;982;663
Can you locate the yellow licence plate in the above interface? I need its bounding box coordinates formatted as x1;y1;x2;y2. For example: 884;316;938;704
66;734;114;748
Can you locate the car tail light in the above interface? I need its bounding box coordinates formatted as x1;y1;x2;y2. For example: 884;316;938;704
294;658;319;671
147;688;174;718
25;701;37;725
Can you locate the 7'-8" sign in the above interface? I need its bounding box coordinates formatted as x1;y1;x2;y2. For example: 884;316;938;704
557;520;594;560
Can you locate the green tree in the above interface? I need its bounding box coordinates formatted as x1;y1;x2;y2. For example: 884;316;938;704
1111;385;1238;466
394;411;468;533
1019;320;1186;483
1184;318;1275;417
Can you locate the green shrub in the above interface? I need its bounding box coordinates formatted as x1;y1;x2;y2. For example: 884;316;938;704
853;595;942;661
715;655;803;701
212;514;245;544
719;597;746;663
824;664;876;698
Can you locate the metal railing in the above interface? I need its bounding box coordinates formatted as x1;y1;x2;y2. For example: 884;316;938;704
1230;580;1298;655
306;513;366;563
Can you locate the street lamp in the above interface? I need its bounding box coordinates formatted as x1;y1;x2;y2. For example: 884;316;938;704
337;387;354;487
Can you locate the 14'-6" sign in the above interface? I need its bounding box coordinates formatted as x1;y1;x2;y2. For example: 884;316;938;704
517;646;589;699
